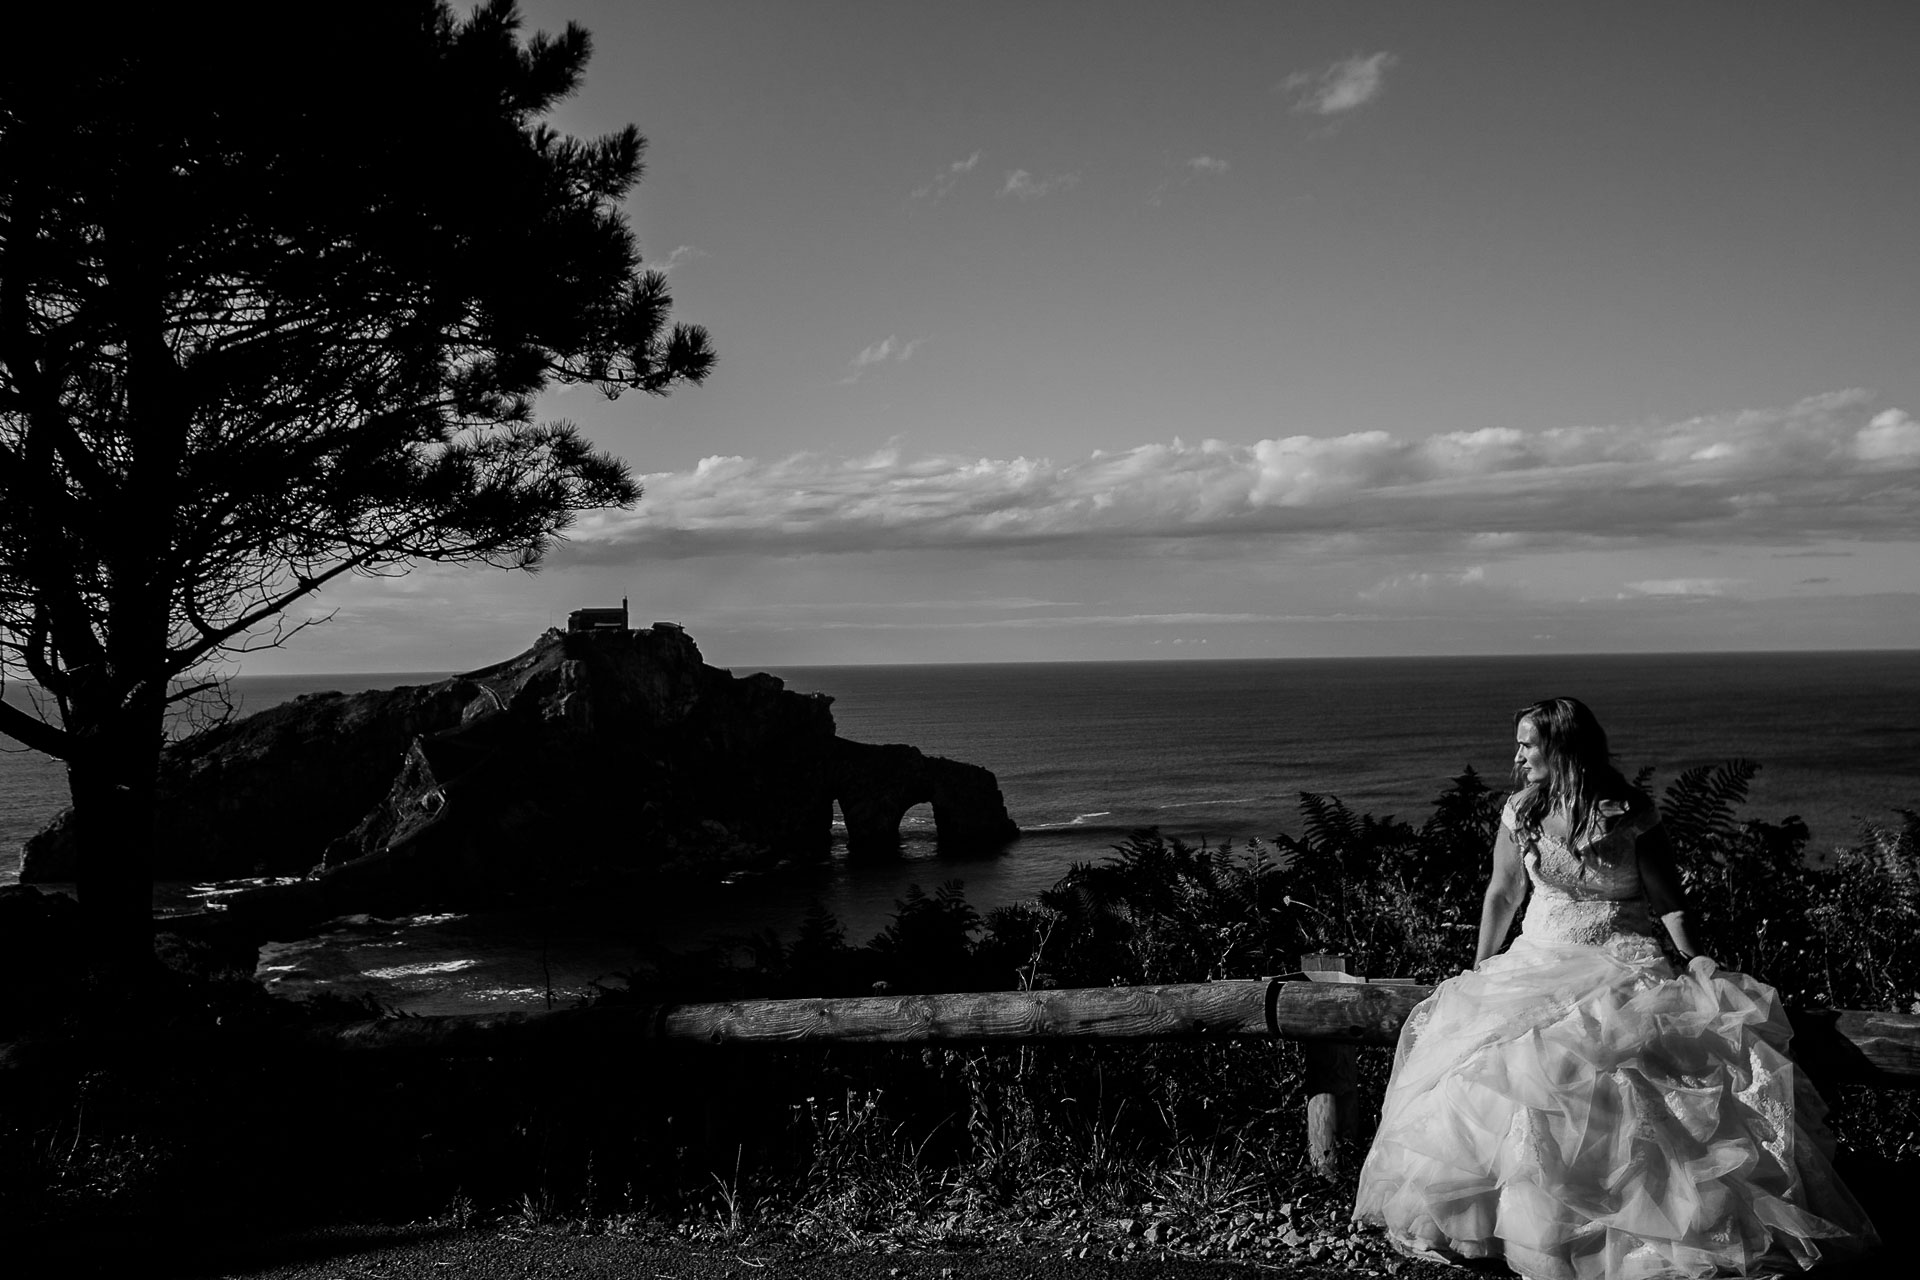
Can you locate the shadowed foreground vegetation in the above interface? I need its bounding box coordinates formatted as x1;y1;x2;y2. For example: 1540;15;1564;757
1;763;1914;1266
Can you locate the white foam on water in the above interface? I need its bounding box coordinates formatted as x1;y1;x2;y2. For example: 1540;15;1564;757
470;986;592;1004
1028;810;1113;830
361;958;481;980
185;876;306;898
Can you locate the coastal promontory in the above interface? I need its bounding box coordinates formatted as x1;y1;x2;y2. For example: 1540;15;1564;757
20;623;1018;911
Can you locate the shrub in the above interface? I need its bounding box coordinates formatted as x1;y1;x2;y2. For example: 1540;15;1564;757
7;762;1913;1243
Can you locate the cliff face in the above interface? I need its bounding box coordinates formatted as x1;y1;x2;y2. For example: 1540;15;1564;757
21;678;483;882
311;624;844;905
20;624;1020;911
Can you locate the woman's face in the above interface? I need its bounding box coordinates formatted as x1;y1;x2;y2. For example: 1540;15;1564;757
1515;717;1549;784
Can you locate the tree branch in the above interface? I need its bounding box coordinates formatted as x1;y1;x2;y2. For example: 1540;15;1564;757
0;694;70;759
166;549;391;673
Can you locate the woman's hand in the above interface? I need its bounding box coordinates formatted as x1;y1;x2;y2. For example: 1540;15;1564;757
1687;954;1719;981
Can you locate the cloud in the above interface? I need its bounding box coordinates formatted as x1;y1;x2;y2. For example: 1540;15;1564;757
909;151;983;203
1283;52;1398;116
1856;408;1920;462
566;391;1920;560
1359;566;1506;607
1623;578;1742;597
652;245;707;276
999;169;1081;200
1147;156;1231;206
792;611;1376;632
839;335;925;384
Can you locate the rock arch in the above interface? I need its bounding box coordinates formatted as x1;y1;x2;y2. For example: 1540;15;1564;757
829;739;1020;861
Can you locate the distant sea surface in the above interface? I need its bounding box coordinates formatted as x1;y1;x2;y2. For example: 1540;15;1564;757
5;651;1918;1013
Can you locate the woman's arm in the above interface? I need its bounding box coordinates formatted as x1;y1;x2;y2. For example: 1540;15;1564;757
1475;821;1529;966
1637;820;1710;962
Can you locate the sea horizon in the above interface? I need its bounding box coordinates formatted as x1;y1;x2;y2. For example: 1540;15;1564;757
10;647;1919;869
214;642;1920;682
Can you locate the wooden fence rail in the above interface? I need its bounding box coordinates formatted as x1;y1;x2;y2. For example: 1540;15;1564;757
284;971;1920;1177
318;977;1920;1088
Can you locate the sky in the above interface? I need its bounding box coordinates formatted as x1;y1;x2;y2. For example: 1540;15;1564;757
261;0;1920;674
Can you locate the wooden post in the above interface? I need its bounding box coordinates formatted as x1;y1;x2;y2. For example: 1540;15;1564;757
1299;953;1362;1178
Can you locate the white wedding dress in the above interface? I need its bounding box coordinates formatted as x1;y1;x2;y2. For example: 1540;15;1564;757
1352;793;1878;1279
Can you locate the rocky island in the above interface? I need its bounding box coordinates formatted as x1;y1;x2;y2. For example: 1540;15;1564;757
21;618;1019;919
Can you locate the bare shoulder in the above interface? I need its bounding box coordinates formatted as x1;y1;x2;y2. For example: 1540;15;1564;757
1501;784;1541;832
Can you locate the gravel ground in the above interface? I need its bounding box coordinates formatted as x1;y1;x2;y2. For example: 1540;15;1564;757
17;1218;1898;1280
17;1220;1447;1280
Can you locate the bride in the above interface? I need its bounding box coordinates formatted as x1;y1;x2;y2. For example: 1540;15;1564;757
1352;697;1878;1279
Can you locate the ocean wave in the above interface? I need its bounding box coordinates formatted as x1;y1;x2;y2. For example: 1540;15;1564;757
1025;798;1285;835
1017;819;1278;844
468;985;593;1004
319;911;469;930
186;876;306;898
1026;810;1113;830
361;958;481;981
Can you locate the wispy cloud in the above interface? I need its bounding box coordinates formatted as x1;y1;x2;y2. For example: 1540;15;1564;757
652;245;707;275
999;169;1081;200
839;335;925;384
1359;566;1505;607
1147;155;1233;207
910;151;983;203
1283;52;1398;116
771;596;1079;615
1622;578;1743;597
794;611;1371;632
567;392;1920;559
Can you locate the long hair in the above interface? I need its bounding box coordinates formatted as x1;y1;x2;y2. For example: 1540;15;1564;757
1511;697;1628;842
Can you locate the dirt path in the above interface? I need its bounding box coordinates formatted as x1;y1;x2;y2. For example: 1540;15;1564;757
23;1222;1388;1280
25;1219;1892;1280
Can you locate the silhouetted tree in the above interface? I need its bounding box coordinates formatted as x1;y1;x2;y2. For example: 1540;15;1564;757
0;1;713;973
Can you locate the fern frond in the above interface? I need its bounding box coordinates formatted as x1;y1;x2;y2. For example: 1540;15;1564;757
1661;759;1758;857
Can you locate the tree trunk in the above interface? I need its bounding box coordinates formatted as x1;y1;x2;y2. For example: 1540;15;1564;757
67;713;162;981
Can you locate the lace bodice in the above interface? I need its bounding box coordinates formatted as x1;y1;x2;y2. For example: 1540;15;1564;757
1502;790;1660;950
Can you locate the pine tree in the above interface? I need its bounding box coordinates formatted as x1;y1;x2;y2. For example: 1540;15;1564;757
0;1;713;974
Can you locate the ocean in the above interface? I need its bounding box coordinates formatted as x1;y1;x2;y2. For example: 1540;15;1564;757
5;651;1918;1014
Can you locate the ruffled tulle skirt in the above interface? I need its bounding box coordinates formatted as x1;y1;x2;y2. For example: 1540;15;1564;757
1352;937;1878;1279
